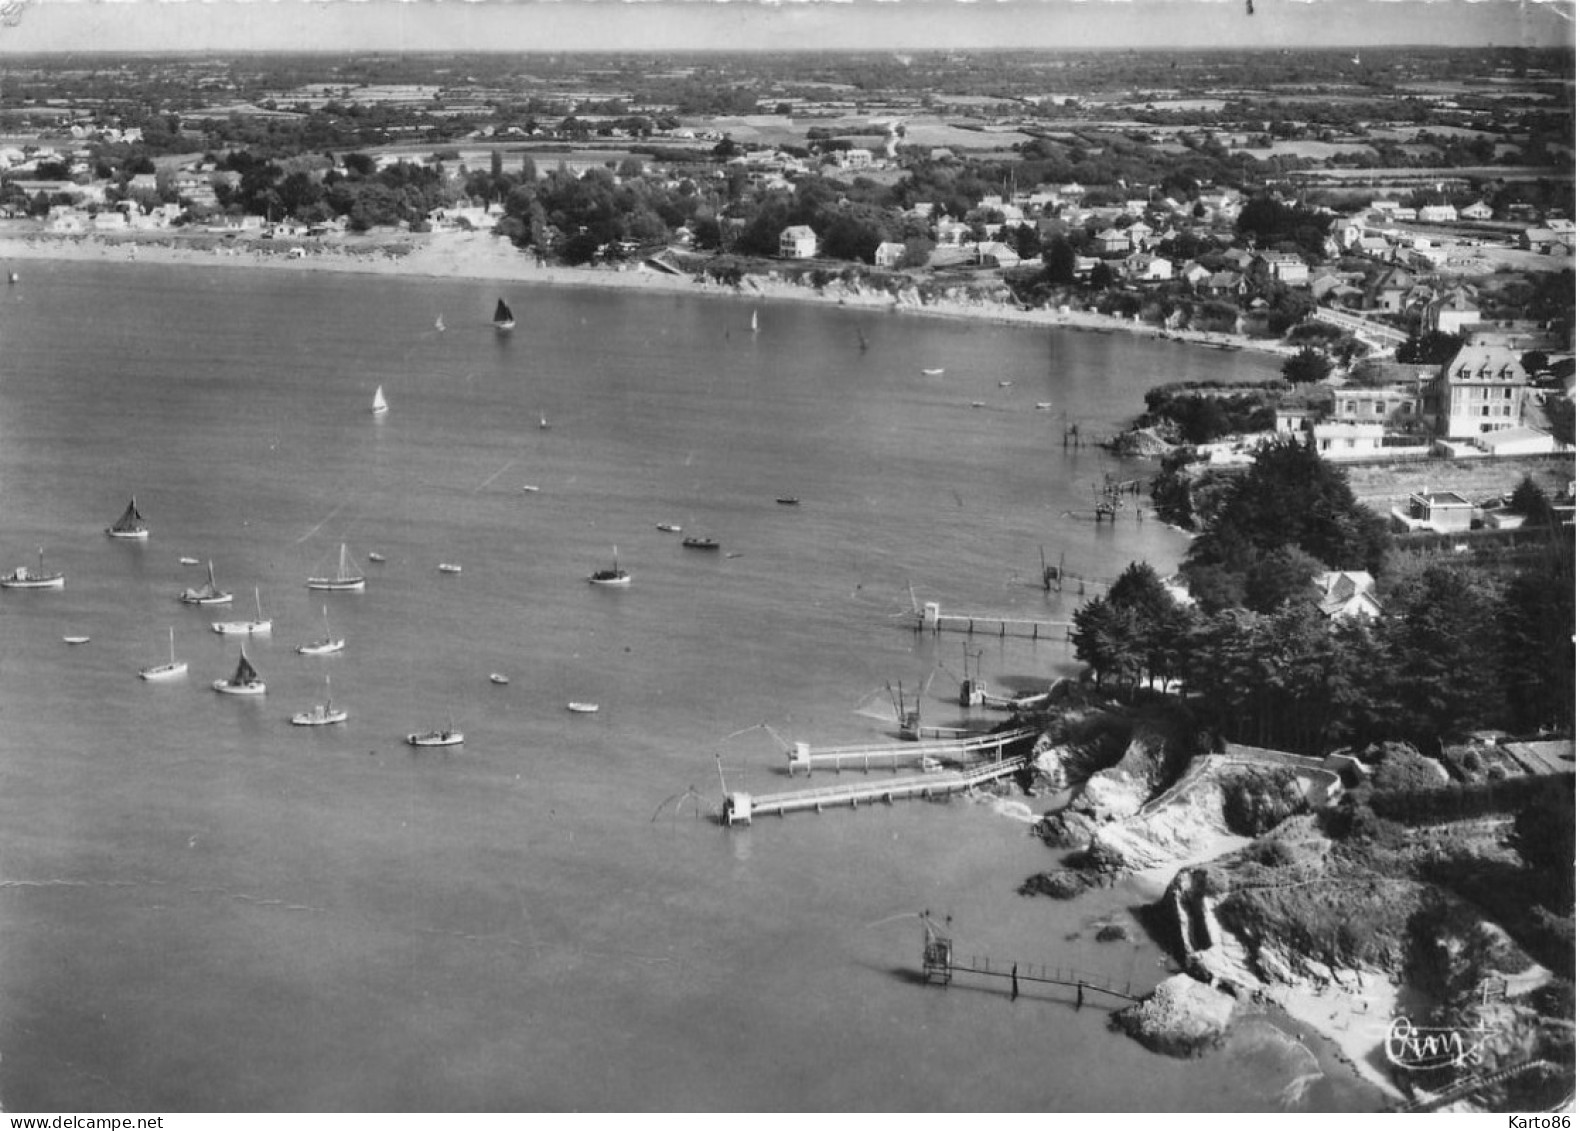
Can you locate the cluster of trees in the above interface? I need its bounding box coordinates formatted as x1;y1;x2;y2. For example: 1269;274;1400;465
1075;441;1574;754
213;151;454;231
1133;381;1283;445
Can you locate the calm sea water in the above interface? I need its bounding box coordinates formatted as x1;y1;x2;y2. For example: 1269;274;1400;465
0;260;1385;1112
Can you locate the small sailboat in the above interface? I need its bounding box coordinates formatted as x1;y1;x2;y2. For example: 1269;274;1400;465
106;496;149;540
435;315;446;333
296;605;345;656
139;627;186;681
588;546;630;586
212;587;271;635
857;327;869;352
180;560;233;606
292;677;347;726
494;298;515;332
371;386;389;415
0;546;65;589
212;647;265;695
750;309;760;334
539;414;550;430
307;543;366;592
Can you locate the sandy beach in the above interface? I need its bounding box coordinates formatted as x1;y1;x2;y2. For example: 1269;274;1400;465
0;227;1296;359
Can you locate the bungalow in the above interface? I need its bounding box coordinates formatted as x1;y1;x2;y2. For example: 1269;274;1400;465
1205;271;1247;298
1522;228;1566;254
1368;268;1417;314
1422;287;1482;336
1124;253;1172;281
1125;221;1155;250
873;241;907;269
1418;203;1459;224
779;225;818;259
1312;421;1385;459
976;241;1021;269
1311;571;1383;621
1394;490;1475;533
1180;262;1211;287
1094;228;1130;255
1475;426;1558;457
1460;200;1494;222
1260;252;1309;285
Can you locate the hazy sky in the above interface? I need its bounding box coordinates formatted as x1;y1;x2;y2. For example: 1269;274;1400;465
0;0;1572;55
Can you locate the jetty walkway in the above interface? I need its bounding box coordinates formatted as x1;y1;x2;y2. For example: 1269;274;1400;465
786;727;1038;776
723;753;1030;826
920;926;1141;1006
909;600;1073;641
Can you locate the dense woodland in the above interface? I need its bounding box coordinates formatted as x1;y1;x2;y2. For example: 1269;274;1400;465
1073;441;1574;755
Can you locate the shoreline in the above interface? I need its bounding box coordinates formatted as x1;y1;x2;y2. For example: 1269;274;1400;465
0;229;1297;359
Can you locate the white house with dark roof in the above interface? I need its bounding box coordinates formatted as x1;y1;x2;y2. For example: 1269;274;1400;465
1437;344;1528;439
779;225;818;259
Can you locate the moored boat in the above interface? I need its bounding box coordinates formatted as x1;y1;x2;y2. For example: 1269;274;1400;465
139;627;186;681
307;543;366;592
588;546;629;586
292;677;347;726
106;497;149;539
494;298;515;332
489;673;509;685
296;605;345;656
212;647;265;695
212;587;271;635
682;536;720;551
566;702;600;714
655;523;682;533
0;547;65;590
407;725;463;747
438;562;462;574
371;386;389;415
180;560;233;606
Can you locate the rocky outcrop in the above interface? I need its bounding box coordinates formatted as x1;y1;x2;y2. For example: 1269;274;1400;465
1111;973;1238;1057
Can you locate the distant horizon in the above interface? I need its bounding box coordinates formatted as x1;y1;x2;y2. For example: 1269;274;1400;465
0;0;1572;56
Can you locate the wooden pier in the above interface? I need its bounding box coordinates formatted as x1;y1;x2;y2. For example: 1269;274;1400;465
910;601;1073;641
786;727;1038;776
723;755;1028;826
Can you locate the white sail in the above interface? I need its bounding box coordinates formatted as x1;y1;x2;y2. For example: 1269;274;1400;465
372;386;388;414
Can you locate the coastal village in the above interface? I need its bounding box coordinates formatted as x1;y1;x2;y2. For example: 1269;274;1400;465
0;47;1574;1114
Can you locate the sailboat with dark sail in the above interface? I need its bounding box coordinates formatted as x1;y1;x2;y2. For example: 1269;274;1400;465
106;497;149;540
307;543;366;592
212;647;266;695
493;298;515;332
